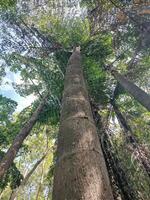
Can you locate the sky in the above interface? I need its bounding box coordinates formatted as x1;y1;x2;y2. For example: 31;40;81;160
0;18;36;112
0;70;36;112
0;0;85;113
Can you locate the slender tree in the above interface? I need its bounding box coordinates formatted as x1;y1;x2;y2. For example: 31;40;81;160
9;153;47;200
111;70;150;111
110;99;150;177
0;97;47;179
110;99;134;137
90;102;139;200
52;47;114;200
35;159;45;200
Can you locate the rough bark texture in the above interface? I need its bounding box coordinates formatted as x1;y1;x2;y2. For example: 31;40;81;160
52;49;114;200
111;70;150;111
0;98;47;179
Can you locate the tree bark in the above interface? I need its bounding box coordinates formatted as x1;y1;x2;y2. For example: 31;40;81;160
111;70;150;111
52;48;114;200
0;97;47;180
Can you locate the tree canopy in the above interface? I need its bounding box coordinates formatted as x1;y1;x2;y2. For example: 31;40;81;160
0;0;150;199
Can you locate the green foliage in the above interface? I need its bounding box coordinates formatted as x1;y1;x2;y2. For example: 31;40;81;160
82;34;113;103
7;53;64;100
55;50;72;74
83;34;113;63
0;65;6;85
113;138;150;200
47;164;54;184
0;95;18;148
116;94;150;144
83;58;108;103
33;98;60;125
0;0;16;10
80;0;95;7
0;151;23;191
0;95;17;125
38;16;90;48
0;0;150;198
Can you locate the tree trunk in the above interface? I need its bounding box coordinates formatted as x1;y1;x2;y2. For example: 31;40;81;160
110;100;150;177
90;102;139;200
110;100;135;140
111;70;150;111
52;48;114;200
0;97;47;180
35;159;45;200
102;134;139;200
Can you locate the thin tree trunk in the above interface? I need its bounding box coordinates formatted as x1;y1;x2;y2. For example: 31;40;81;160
9;154;47;200
111;70;150;111
127;40;141;71
91;103;139;200
0;97;47;179
110;100;134;139
35;159;45;200
110;100;150;177
102;134;139;200
52;48;114;200
0;190;5;199
35;183;42;200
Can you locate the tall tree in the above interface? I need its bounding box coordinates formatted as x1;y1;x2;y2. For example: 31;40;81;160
90;101;139;200
52;47;114;200
110;99;150;176
111;70;150;111
9;153;47;200
0;96;47;179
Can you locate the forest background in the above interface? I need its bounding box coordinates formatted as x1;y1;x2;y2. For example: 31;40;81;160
0;0;150;199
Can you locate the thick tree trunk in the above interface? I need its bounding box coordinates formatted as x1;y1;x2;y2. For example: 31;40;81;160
52;48;114;200
111;70;150;111
0;97;47;180
110;100;150;177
